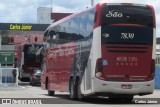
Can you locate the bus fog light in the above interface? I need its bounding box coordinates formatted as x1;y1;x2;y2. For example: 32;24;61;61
96;72;102;77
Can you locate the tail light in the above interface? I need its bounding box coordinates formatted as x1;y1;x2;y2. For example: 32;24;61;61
95;58;105;80
149;59;155;80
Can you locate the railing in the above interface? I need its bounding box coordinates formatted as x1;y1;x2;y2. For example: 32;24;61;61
0;67;19;86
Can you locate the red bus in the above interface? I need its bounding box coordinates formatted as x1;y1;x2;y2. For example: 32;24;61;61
41;3;156;101
17;43;44;81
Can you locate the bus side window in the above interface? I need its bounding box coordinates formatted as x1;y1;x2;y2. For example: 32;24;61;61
59;22;69;44
71;16;80;42
86;9;95;37
47;28;58;48
62;20;72;43
80;12;88;38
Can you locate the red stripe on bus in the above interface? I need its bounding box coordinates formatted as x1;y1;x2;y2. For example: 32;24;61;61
109;24;146;27
94;3;106;28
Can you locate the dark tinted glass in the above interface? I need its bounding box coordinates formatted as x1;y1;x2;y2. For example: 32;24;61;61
101;26;153;45
24;44;43;59
45;8;96;47
102;5;153;27
101;5;153;45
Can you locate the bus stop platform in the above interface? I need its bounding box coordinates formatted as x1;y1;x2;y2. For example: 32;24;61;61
0;67;25;91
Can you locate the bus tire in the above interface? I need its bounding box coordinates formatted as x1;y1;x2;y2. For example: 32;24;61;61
45;77;48;90
75;78;84;100
47;80;55;96
69;79;76;99
48;90;55;96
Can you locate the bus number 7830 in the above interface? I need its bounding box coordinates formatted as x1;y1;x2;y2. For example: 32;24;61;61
121;33;134;39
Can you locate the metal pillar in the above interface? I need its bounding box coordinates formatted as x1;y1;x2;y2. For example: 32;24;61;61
91;0;94;6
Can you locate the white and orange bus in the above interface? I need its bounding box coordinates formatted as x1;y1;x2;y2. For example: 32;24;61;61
41;3;156;101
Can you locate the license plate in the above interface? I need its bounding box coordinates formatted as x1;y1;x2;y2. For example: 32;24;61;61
121;84;132;89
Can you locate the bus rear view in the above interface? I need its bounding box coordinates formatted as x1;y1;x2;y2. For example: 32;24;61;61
93;3;156;99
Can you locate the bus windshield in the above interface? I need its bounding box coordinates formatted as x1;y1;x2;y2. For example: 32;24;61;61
101;5;153;45
24;44;43;59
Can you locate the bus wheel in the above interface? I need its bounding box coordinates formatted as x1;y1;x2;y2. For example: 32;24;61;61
69;79;76;99
76;79;84;100
48;90;55;96
47;82;55;96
